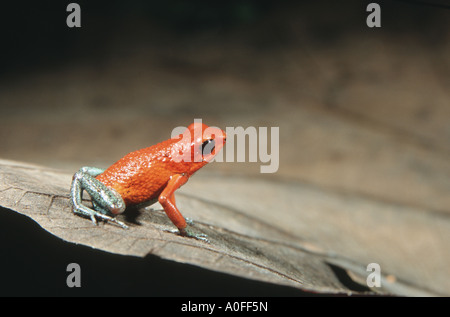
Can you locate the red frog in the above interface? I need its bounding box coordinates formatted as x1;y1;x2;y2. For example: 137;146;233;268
70;122;226;241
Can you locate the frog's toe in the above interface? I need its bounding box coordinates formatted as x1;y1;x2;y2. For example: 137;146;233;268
185;217;195;225
89;214;98;226
179;227;209;243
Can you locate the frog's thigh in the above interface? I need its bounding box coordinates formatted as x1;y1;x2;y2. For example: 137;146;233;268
72;167;126;215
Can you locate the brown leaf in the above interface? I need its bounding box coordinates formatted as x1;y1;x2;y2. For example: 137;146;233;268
0;158;448;295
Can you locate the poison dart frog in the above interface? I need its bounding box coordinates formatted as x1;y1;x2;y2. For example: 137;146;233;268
70;122;226;241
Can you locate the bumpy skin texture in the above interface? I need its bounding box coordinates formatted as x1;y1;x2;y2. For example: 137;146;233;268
96;138;194;206
74;122;227;238
96;123;221;205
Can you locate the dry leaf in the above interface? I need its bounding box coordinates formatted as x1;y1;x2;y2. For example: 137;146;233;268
0;158;448;295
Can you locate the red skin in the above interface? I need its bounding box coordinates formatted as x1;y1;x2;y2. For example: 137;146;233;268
95;122;226;232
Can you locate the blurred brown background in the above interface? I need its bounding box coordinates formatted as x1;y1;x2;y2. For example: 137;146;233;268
1;0;449;215
1;1;450;297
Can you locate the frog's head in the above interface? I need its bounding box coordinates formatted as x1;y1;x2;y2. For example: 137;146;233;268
186;122;227;164
170;122;226;173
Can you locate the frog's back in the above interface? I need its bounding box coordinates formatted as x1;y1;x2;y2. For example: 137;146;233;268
96;138;180;205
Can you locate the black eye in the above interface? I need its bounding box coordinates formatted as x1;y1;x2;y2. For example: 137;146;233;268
201;139;215;155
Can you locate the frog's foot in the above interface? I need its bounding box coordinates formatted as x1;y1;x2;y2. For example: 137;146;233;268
100;215;129;229
164;226;209;242
73;204;129;229
185;217;195;225
179;227;209;243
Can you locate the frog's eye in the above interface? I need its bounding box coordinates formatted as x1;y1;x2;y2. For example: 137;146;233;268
201;139;215;155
